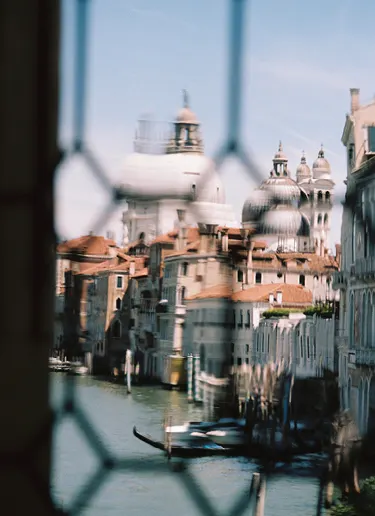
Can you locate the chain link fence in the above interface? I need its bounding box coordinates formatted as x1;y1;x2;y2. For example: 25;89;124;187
49;0;373;514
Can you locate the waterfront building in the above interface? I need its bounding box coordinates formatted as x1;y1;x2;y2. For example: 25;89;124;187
333;87;375;435
55;233;118;353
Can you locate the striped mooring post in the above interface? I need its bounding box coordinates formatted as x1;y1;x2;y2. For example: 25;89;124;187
187;354;194;403
193;354;202;402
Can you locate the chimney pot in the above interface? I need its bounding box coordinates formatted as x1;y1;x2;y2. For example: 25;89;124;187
350;88;360;114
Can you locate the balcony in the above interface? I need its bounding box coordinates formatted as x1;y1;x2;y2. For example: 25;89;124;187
175;304;186;316
332;271;348;290
354;257;375;279
349;348;375;366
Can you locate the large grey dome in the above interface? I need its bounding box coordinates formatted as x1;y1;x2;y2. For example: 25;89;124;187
260;206;310;237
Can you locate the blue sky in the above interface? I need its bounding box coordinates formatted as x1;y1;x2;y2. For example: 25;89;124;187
56;0;375;250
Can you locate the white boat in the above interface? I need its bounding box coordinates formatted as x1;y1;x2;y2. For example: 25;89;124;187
205;428;246;447
69;363;89;376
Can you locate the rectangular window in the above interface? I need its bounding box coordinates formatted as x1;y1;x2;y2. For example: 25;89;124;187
116;276;123;289
368;127;375;152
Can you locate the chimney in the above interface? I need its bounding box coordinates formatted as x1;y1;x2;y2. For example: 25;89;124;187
269;293;274;304
106;230;115;241
276;290;282;304
129;260;135;275
221;227;229;252
198;223;218;253
350;88;360;114
320;239;325;257
246;241;255;283
335;244;342;268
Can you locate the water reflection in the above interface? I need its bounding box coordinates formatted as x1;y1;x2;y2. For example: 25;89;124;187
50;374;321;515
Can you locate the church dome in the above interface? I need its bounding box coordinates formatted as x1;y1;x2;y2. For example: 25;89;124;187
241;189;271;223
176;107;198;124
121;153;224;202
259;176;302;205
273;141;288;161
260;206;310;237
296;152;311;182
312;146;331;179
176;90;199;124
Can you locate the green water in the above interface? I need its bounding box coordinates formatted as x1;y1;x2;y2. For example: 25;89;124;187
50;374;322;515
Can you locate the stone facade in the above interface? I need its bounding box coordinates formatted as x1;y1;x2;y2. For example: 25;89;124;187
333;88;375;436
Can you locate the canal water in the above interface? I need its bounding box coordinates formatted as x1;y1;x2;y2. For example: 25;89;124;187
50;374;322;515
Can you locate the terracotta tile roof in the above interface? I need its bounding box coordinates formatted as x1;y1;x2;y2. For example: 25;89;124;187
233;283;312;305
57;235;117;256
251;251;339;272
186;284;233;300
252;241;267;250
186;282;312;306
131;267;149;278
79;255;146;276
150;227;200;246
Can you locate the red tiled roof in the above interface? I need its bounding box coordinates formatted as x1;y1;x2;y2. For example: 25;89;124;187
187;282;312;306
131;267;149;278
57;235;117;256
186;284;233;300
233;283;312;305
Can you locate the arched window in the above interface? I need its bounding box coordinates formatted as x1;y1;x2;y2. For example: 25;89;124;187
255;272;262;284
112;320;122;339
317;191;323;202
299;274;305;286
324;213;328;225
182;262;188;276
317;214;322;225
116;297;121;310
239;309;243;327
325;191;330;202
237;269;244;283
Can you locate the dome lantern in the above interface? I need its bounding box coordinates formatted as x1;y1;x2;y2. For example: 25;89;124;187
312;144;331;179
296;150;312;183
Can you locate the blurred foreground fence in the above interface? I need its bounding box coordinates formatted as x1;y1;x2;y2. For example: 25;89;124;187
0;0;372;515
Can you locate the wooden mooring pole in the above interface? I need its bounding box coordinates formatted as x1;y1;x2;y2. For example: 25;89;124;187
125;349;132;394
250;472;266;516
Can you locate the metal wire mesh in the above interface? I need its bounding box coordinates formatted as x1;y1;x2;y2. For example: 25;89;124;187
48;0;373;514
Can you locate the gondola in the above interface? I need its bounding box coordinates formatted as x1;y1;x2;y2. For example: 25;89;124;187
132;426;324;460
133;426;238;458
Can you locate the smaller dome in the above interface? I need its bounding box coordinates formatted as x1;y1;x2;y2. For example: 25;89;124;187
176;90;199;124
296;152;311;179
312;146;331;178
176;107;198;124
260;206;309;236
273;141;287;161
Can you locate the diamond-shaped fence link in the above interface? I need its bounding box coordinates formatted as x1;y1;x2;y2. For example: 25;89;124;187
45;0;373;514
